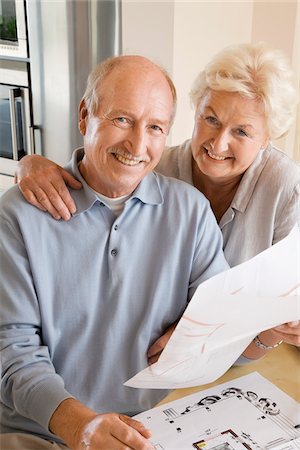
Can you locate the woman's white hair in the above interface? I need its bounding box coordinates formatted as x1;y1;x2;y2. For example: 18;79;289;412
190;42;298;139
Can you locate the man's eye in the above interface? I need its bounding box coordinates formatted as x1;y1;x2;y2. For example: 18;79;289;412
112;117;131;128
150;124;164;134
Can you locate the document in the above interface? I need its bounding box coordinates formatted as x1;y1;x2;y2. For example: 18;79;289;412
125;225;300;389
133;372;300;450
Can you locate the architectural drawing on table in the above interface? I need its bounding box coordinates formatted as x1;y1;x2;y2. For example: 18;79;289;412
157;386;299;448
134;373;300;450
270;437;300;449
193;429;251;449
163;387;281;419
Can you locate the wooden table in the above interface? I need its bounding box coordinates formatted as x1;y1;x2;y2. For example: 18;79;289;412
158;343;300;405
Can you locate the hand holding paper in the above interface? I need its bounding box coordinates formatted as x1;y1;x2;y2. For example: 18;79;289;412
125;225;300;389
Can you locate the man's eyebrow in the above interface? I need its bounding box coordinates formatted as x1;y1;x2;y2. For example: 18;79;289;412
105;109;131;117
150;118;171;126
107;109;171;126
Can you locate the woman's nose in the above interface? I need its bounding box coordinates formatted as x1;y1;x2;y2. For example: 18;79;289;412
211;129;230;153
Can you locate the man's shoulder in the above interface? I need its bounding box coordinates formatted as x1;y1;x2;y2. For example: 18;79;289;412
0;184;54;226
0;186;32;234
0;184;24;215
154;171;208;204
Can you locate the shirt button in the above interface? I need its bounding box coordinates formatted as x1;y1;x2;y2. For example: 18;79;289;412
111;249;118;256
114;225;118;231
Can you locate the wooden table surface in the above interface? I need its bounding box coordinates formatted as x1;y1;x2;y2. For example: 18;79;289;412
158;343;300;405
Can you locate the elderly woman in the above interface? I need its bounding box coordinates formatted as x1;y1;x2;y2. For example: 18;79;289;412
16;43;300;359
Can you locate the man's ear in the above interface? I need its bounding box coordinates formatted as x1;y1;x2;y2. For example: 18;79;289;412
78;99;88;135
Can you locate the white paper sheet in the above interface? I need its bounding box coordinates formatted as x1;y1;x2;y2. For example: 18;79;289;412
133;372;300;450
125;225;300;389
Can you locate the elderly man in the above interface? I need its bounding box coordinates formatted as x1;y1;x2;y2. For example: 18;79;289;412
0;56;228;450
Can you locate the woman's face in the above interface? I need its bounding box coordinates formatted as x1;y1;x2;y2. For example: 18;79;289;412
191;90;270;182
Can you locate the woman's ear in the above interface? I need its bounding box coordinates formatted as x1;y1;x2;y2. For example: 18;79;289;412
78;99;88;135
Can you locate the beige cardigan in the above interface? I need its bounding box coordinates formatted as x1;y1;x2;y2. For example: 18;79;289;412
156;140;300;267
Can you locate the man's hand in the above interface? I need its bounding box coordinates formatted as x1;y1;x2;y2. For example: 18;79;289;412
15;155;82;221
49;398;154;450
147;322;177;365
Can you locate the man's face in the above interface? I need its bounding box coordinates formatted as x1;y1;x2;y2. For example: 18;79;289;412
79;60;174;197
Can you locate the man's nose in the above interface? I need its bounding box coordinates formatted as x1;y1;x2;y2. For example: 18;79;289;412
126;127;147;156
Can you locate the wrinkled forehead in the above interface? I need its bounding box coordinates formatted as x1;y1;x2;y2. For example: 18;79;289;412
97;63;175;121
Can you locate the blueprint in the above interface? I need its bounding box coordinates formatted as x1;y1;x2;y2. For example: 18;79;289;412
134;372;300;450
125;226;300;389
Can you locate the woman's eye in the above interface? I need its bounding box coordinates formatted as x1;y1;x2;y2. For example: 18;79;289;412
204;115;219;126
236;128;248;137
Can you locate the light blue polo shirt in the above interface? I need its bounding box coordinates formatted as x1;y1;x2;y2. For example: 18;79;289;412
0;148;228;443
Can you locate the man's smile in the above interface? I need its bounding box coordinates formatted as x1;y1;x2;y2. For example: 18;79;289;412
113;153;143;166
110;148;149;167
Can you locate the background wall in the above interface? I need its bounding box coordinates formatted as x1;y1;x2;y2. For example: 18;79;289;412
122;0;300;162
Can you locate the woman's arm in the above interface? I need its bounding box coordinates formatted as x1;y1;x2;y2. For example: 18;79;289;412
15;155;82;220
148;321;300;368
237;321;300;363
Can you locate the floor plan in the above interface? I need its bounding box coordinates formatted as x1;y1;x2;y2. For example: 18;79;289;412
134;372;300;449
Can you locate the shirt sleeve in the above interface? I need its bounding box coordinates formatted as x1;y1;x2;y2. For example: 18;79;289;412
0;215;73;431
273;183;300;245
188;198;229;300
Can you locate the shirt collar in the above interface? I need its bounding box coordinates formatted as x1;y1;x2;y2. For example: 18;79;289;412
130;171;164;205
231;144;271;213
65;148;164;216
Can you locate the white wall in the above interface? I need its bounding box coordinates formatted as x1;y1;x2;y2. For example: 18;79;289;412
171;1;254;148
122;0;300;161
122;1;174;73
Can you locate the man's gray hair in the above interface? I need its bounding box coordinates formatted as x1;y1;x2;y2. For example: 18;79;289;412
82;55;177;123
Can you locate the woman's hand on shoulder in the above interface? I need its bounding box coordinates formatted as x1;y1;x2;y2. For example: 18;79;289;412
15;155;82;220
